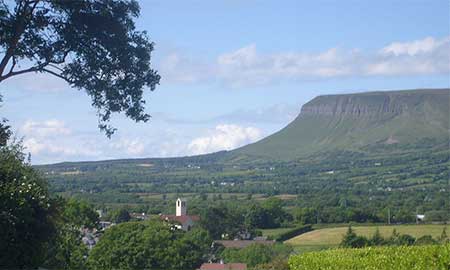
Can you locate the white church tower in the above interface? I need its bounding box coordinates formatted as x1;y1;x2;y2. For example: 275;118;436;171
176;198;187;216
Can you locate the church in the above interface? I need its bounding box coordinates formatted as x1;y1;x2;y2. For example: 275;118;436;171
160;198;200;231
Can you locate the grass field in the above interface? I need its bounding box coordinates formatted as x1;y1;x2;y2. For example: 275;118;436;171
285;224;450;253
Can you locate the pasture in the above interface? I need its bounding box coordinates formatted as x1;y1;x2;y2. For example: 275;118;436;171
285;224;450;252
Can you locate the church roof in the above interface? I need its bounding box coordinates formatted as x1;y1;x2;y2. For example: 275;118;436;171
160;214;200;224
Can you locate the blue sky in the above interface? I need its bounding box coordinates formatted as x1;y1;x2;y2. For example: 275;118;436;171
1;0;449;164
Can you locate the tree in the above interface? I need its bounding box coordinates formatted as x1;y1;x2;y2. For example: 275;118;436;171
110;208;131;223
387;230;415;246
340;226;368;248
41;198;100;270
438;228;448;244
0;96;11;146
261;197;291;228
0;141;57;268
369;228;385;246
63;198;99;229
0;0;160;136
294;207;317;225
199;204;245;239
88;220;212;270
0;118;11;146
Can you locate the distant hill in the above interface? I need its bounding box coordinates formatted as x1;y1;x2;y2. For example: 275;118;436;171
233;89;449;160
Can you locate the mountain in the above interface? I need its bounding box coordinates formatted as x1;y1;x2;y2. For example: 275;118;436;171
233;89;450;160
37;88;450;203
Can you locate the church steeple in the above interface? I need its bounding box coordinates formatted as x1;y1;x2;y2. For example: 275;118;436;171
176;198;187;216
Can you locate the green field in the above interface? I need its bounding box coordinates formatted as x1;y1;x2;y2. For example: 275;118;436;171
285;224;450;252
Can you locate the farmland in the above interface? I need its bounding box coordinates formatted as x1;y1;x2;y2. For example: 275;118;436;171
286;224;450;252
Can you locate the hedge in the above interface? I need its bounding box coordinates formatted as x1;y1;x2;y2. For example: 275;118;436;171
274;225;313;242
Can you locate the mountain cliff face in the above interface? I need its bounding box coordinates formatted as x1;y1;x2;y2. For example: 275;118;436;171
234;89;450;160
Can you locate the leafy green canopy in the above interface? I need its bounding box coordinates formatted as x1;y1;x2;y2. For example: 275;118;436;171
88;220;212;270
0;142;56;268
0;0;160;135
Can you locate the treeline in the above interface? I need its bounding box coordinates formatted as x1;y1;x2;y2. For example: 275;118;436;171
43;145;450;225
340;226;449;248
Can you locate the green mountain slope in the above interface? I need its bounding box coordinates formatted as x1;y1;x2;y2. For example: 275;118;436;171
233;89;449;160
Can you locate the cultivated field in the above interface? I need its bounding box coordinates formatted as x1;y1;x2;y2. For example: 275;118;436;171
285;224;450;252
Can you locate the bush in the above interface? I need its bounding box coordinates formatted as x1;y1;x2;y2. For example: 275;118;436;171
289;244;450;270
0;143;57;268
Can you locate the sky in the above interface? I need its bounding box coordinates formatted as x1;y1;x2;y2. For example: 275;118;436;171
0;0;449;164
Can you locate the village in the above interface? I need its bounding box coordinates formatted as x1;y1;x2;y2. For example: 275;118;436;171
82;198;278;270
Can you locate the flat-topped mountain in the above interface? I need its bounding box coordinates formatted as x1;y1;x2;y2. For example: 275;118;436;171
234;89;449;160
38;88;449;170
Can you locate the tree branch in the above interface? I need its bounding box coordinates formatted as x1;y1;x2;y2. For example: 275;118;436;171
42;68;71;83
0;0;41;77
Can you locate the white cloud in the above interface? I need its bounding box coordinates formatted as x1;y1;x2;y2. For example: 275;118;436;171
21;119;71;137
366;36;450;76
158;52;214;84
20;119;100;159
188;124;263;155
112;138;146;156
158;36;450;87
23;138;46;155
380;37;446;56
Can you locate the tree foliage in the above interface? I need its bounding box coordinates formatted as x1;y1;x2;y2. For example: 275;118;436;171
0;0;160;135
88;220;212;270
0;142;57;268
109;207;131;224
43;198;99;270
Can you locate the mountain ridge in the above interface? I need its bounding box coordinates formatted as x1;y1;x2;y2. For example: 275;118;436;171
232;88;449;160
38;88;450;167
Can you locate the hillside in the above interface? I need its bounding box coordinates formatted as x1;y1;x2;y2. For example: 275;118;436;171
36;88;450;209
234;89;450;160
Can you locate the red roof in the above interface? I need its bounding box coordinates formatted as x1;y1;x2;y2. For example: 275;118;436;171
199;263;247;270
160;214;200;224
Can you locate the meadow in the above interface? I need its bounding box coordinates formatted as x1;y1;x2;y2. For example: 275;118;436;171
285;224;450;252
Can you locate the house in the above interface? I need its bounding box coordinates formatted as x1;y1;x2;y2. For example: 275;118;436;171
160;198;200;231
416;214;425;222
130;212;149;220
198;263;247;270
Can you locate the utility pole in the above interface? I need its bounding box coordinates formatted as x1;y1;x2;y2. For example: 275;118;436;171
387;208;391;225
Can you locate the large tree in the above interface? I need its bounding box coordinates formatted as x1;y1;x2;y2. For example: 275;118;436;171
0;141;57;268
0;0;160;136
88;220;212;270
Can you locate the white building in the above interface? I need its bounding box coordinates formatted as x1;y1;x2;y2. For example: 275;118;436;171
161;198;200;231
